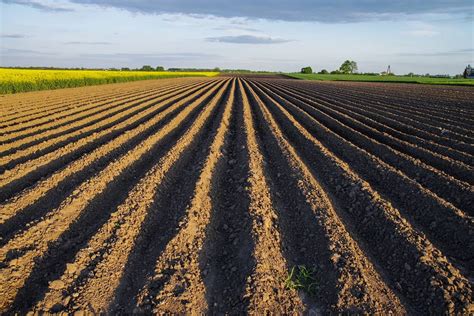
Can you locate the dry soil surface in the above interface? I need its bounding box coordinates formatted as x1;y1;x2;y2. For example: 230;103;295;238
0;76;473;314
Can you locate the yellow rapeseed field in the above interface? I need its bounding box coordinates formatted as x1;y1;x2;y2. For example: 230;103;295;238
0;68;219;93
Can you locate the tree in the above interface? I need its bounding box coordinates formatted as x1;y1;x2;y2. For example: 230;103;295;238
350;61;358;73
156;66;165;71
140;65;154;71
319;69;328;74
301;66;312;74
339;60;358;74
121;67;130;71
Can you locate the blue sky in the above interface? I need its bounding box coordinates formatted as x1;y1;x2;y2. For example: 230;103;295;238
1;0;472;74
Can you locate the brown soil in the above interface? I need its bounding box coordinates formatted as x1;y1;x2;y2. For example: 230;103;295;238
0;76;472;314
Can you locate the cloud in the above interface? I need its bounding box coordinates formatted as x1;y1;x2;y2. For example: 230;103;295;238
1;50;221;68
64;41;112;45
1;0;74;12
213;26;261;32
69;0;470;23
405;22;439;37
80;52;221;61
398;48;474;57
0;47;55;55
407;29;439;37
1;33;27;38
207;35;292;44
76;52;224;68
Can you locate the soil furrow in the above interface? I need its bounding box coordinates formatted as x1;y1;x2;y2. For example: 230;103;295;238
250;80;474;272
277;80;474;143
1;76;471;315
264;82;473;184
279;81;474;143
244;79;407;314
0;82;186;137
308;84;474;131
264;81;474;163
0;79;229;311
0;80;208;158
289;81;474;152
28;79;232;314
0;82;224;242
0;80;218;170
248;79;472;314
254;81;473;213
0;79;195;121
0;81;172;125
239;78;304;314
199;82;254;314
0;89;124;119
0;79;204;143
295;81;474;125
0;80;222;199
127;80;233;314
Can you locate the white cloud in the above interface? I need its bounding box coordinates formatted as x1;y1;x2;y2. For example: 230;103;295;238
207;35;292;44
2;0;74;12
405;22;439;37
407;29;439;37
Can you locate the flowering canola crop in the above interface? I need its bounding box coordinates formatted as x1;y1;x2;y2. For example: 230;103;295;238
0;68;219;93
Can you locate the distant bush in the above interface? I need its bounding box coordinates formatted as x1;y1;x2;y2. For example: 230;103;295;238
301;67;313;74
140;65;154;71
156;66;165;71
339;60;358;74
318;69;329;74
330;70;341;74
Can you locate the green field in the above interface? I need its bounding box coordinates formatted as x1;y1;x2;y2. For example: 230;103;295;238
0;68;219;94
287;73;474;86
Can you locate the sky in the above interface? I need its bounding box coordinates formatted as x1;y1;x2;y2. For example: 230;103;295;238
0;0;473;75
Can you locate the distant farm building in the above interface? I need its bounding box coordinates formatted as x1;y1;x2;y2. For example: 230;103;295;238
381;65;392;76
464;65;474;79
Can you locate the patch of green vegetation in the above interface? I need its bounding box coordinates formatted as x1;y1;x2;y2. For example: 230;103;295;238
286;73;474;86
285;265;318;296
301;66;313;74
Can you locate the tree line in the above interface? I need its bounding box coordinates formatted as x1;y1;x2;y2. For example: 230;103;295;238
1;66;221;72
301;60;359;75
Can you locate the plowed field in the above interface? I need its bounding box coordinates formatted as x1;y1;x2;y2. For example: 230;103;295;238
0;76;473;314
